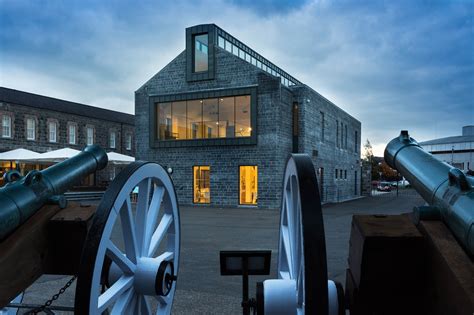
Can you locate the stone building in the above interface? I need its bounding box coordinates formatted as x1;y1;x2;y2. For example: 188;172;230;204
419;125;474;172
0;87;135;186
135;24;361;209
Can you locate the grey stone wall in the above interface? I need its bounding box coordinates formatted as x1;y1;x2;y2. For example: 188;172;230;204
135;45;362;208
291;86;362;202
136;48;290;209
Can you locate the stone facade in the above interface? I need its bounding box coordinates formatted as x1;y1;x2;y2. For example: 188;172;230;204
135;24;362;209
0;88;135;186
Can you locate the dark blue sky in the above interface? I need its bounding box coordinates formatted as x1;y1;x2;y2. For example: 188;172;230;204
1;0;472;155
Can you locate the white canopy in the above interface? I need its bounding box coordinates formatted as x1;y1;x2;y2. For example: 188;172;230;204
37;148;81;161
0;148;43;161
107;152;135;164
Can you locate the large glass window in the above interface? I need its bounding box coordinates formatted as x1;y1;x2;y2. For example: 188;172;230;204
187;100;203;139
158;102;172;140
235;95;251;137
193;166;210;203
218;97;234;138
240;166;258;205
194;34;208;72
156;95;252;141
203;98;218;138
172;101;187;140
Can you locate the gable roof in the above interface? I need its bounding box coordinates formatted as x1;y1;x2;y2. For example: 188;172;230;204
0;87;134;125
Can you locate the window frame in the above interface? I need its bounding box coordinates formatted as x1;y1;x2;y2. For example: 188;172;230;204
86;126;95;145
68;123;77;145
2;114;12;138
126;134;132;151
186;25;216;82
239;165;258;206
48;121;58;143
26;117;36;141
109;131;116;149
193;165;211;204
149;86;257;148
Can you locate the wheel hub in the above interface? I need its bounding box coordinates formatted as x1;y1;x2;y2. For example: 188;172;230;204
133;258;176;296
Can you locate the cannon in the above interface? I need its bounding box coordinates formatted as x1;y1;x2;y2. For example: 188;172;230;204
0;148;180;314
385;130;474;256
342;131;473;315
0;145;108;240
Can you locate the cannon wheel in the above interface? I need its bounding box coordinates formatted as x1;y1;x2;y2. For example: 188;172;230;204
277;154;328;314
75;161;180;314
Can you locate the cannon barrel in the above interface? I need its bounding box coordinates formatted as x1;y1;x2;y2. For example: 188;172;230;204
384;130;474;256
0;145;108;239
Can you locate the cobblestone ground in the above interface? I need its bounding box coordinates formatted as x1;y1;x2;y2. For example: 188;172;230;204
8;191;424;315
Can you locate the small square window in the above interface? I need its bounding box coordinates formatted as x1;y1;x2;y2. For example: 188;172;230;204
225;40;232;53
218;36;225;48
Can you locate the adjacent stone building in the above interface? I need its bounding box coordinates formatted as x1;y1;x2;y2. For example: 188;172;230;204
135;24;362;209
0;87;135;186
419;125;474;171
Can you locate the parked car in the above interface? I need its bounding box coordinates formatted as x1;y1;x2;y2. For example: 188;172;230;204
377;182;392;191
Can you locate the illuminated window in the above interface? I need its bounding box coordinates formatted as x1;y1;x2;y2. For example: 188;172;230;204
156;94;252;141
187;100;203;139
193;166;210;203
26;118;35;140
194;34;209;72
218;97;234;138
172;101;187;140
203;98;218;138
235;96;251;137
158;103;172;140
240;166;258;205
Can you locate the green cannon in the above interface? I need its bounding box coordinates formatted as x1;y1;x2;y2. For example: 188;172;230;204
0;145;108;239
385;130;474;256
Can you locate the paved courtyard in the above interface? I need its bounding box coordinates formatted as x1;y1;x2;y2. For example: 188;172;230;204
12;191;424;314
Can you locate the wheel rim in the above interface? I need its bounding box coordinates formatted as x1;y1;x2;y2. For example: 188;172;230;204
277;154;328;315
75;161;180;314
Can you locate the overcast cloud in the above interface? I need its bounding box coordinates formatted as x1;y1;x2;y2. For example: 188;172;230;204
0;0;472;155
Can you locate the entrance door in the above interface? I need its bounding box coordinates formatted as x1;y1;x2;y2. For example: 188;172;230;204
239;166;258;205
193;166;210;203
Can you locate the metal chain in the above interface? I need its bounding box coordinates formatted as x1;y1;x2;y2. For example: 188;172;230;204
24;275;77;315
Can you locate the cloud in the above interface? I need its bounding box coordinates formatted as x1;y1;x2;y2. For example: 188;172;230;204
0;0;472;155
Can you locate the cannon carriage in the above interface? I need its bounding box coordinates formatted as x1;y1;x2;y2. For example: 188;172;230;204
0;146;180;314
1;131;472;314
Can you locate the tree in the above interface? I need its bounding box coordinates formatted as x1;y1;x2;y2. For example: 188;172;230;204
363;139;373;163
